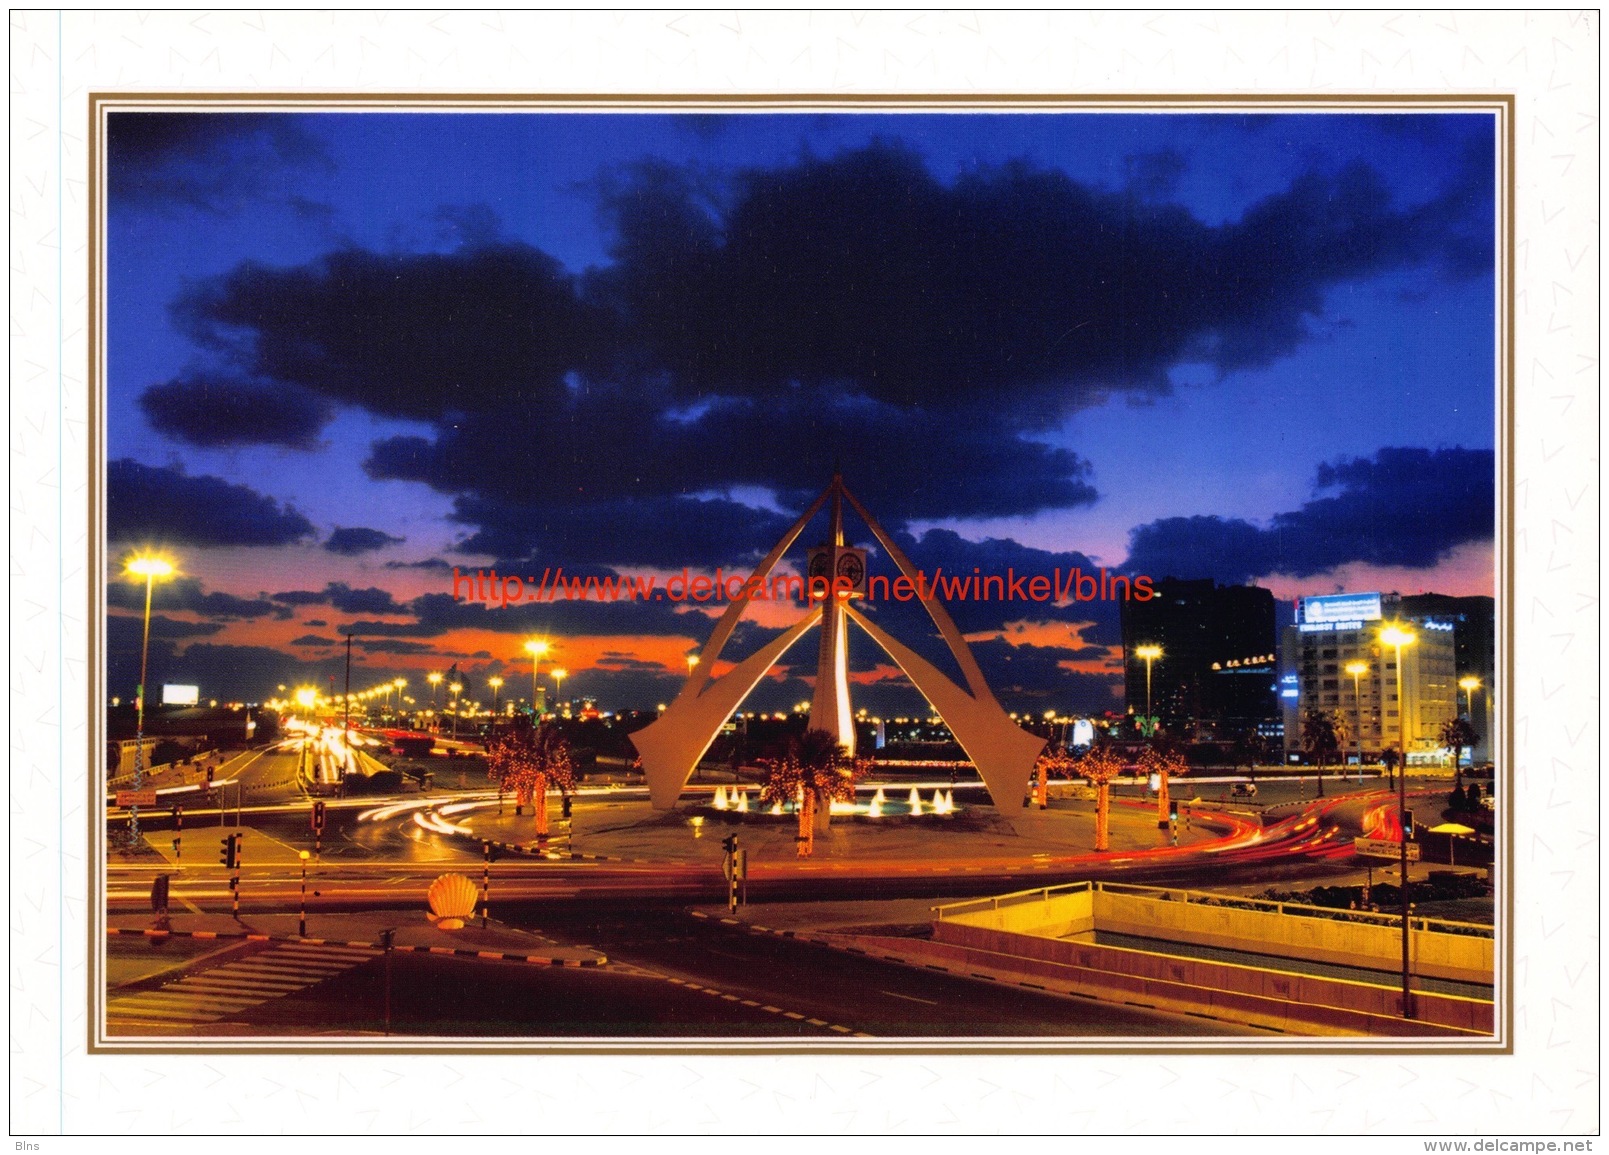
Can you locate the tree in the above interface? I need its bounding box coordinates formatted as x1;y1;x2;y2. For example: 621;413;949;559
1138;745;1187;827
1076;745;1125;852
1380;746;1400;788
1300;708;1340;797
1031;745;1074;809
486;720;575;838
1438;717;1479;786
759;729;867;857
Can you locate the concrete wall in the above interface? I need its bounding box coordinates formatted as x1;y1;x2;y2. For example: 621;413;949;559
907;927;1490;1036
1092;889;1491;985
935;887;1095;939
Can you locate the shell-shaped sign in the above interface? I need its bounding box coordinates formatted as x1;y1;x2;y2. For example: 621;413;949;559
426;872;479;930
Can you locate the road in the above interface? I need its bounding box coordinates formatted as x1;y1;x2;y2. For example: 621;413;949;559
106;899;1247;1039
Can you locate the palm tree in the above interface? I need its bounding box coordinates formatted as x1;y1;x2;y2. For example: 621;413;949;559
1138;744;1187;826
1331;708;1352;791
486;720;575;838
1439;716;1479;786
760;729;866;857
1031;745;1073;809
1301;707;1340;798
1077;745;1125;852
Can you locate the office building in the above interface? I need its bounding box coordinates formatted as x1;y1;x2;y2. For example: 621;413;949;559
1120;578;1278;740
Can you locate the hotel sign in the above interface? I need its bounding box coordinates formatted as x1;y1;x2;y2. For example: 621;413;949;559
1303;593;1383;624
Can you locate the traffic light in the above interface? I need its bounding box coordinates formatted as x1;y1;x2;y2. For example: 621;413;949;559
561;795;572;820
1169;801;1178;823
219;833;237;869
722;834;738;856
311;800;326;832
206;766;215;788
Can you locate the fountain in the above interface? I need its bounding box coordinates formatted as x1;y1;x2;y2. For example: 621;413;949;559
908;787;923;816
736;789;749;813
713;785;729;810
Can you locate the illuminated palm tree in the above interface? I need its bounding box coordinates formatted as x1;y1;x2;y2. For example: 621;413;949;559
486;720;575;838
1031;745;1074;809
1138;744;1187;825
1077;745;1125;852
760;728;866;857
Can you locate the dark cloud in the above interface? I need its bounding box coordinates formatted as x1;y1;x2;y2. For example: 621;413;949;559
269;583;407;615
108;459;316;548
107;614;225;646
159;138;1488;573
384;557;453;571
324;526;406;555
172;243;619;423
108;112;334;215
346;590;718;642
302;619;328;627
107;575;290;621
290;634;337;647
1124;446;1494;583
592;142;1487;408
358;639;458;656
138;374;334;449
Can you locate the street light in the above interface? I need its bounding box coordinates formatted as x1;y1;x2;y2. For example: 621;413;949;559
123;553;175;846
550;668;567;716
1345;660;1369;784
1380;621;1417;1019
488;676;504;719
1134;644;1162;733
427;671;443;713
525;639;550;716
449;681;463;739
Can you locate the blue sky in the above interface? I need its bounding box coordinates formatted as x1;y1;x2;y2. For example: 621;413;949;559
105;109;1498;710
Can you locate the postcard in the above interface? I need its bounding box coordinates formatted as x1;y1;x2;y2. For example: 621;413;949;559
10;10;1597;1144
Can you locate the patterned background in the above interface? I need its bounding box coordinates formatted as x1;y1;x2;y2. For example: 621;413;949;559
8;10;1598;1137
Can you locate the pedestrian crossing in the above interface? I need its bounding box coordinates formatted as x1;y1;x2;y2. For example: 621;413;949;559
106;942;377;1031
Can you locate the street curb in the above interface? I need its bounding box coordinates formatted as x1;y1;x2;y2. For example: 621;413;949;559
481;837;654;865
106;925;607;967
686;911;1288;1033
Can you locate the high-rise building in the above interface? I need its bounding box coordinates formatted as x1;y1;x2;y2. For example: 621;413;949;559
1281;592;1458;765
1401;593;1495;762
1119;579;1278;740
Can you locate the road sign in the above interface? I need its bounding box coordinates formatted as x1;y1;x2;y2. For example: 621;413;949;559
1354;837;1420;862
116;789;157;808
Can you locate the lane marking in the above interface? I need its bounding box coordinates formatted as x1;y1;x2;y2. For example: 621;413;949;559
880;990;938;1005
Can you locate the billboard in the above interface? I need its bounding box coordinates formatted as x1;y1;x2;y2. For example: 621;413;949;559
1301;592;1382;624
161;683;199;706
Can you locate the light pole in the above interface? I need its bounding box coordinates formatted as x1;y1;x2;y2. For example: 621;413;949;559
488;676;504;723
1346;660;1369;784
1458;675;1482;773
298;850;310;937
449;682;463;739
551;668;567;716
124;554;174;846
393;678;407;723
525;639;549;717
427;671;443;717
1381;622;1417;1019
1134;644;1162;735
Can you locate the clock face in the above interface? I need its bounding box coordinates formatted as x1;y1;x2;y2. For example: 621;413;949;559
836;552;864;587
807;550;832;579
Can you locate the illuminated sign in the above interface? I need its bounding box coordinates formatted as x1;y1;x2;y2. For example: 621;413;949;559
1298;620;1364;633
1302;593;1382;624
161;684;199;706
1071;719;1095;747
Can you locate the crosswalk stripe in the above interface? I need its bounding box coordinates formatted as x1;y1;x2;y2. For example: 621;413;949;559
107;943;377;1034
